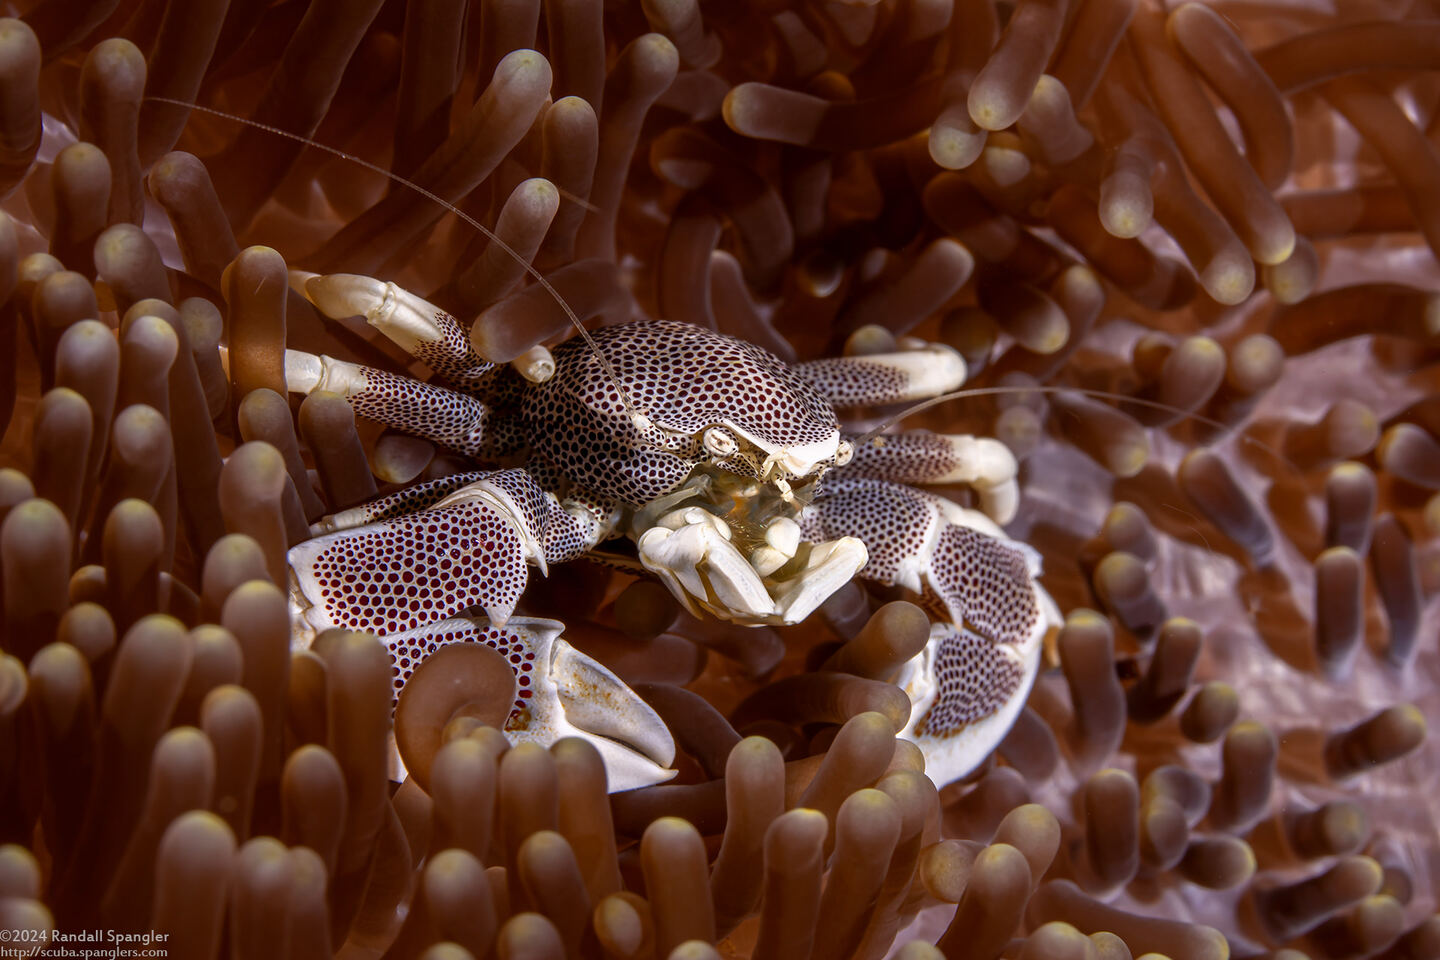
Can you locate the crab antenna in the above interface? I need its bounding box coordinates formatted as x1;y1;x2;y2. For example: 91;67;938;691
147;96;651;433
846;384;1295;474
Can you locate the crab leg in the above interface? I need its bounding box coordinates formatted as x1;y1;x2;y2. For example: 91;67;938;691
284;349;494;456
299;272;498;389
288;468;613;644
800;474;1060;781
793;340;967;406
378;616;677;792
837;431;1020;523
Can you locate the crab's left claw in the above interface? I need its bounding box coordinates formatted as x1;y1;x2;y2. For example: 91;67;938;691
374;617;678;792
635;506;867;626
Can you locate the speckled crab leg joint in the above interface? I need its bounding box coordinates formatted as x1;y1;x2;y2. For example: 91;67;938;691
283;348;491;456
840;432;1019;523
794;343;967;408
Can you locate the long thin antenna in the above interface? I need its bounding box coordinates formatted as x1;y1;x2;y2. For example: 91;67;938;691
148;96;652;432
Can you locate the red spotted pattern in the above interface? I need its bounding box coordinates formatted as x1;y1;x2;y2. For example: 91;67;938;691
802;476;1040;645
840;432;964;484
387;619;540;722
306;499;527;634
408;308;496;391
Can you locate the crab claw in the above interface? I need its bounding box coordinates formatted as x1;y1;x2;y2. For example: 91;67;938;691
380;617;678;792
894;619;1051;784
287;479;542;645
801;475;1062;784
635;506;866;626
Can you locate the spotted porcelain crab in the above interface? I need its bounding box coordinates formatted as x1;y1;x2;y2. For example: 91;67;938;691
283;273;1062;791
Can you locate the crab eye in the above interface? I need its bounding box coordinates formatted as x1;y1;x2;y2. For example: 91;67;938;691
835;439;854;467
702;426;738;457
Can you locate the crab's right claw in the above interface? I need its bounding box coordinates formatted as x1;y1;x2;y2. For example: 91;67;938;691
287;482;538;645
635;507;866;625
387;617;677;792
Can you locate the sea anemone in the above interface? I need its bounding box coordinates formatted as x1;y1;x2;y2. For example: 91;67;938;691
0;0;1436;958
